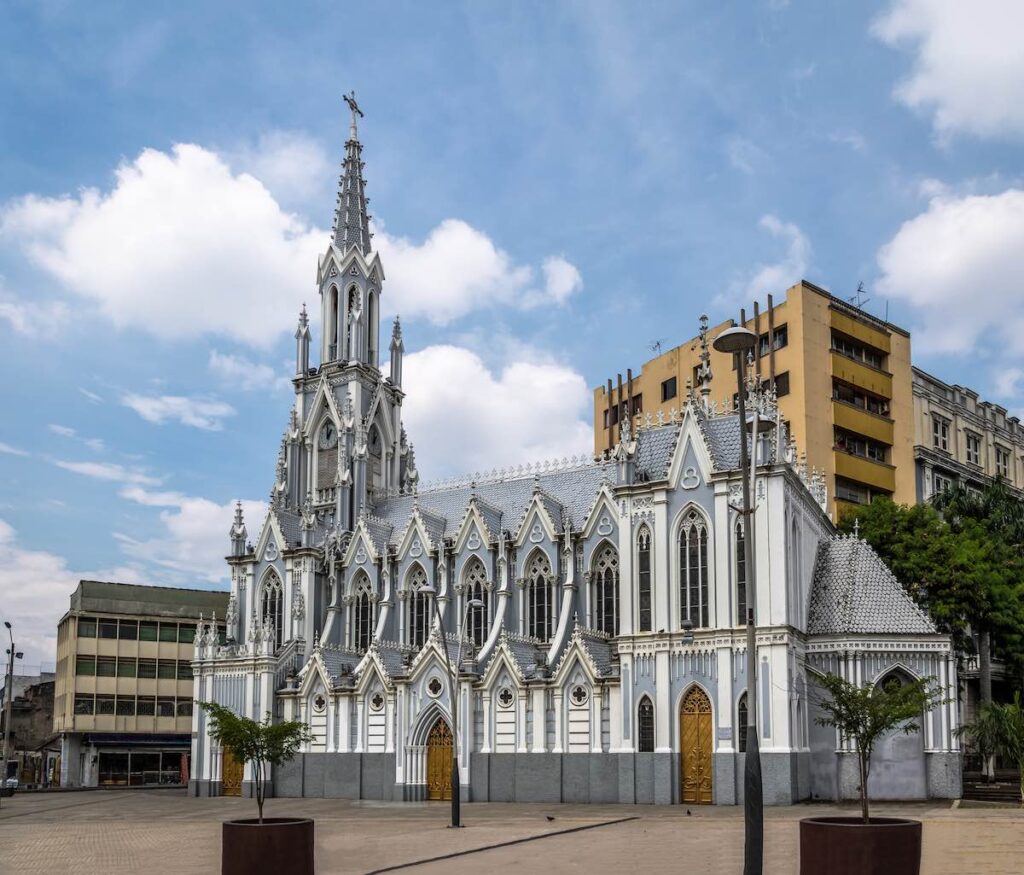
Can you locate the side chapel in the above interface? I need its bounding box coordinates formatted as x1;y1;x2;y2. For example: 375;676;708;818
189;99;961;806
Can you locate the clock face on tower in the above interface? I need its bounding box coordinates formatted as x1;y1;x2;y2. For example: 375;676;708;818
318;421;338;450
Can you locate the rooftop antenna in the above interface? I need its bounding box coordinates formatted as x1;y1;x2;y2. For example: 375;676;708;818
849;282;870;309
649;338;667;355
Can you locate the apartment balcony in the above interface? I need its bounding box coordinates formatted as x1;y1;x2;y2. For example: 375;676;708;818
830;351;893;399
834;450;896;492
832;400;894;445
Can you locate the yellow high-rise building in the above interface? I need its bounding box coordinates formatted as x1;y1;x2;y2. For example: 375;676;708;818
593;280;915;520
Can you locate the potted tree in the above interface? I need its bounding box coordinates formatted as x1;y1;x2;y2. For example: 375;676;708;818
800;672;943;875
200;702;313;875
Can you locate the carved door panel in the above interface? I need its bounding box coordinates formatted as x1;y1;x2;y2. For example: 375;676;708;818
680;687;713;804
426;719;453;801
222;747;243;797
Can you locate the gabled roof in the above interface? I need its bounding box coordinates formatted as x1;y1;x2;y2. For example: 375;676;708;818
480;631;548;681
634;424;680;481
807;534;936;636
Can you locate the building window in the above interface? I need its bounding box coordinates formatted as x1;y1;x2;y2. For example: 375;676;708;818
736;520;747;623
832;379;890;417
116;698;135;717
678;510;710;629
157;698;176;718
177;700;194;717
661;377;677;403
758;332;770;358
407;565;431;649
965;432;981;466
995;445;1010;479
96;695;115;716
118;620;138;640
177;661;193;680
75;655;96;676
353;577;374;651
96;656;116;678
137;659;156;679
526;552;554;640
137;697;156;716
178;625;196;645
261;573;283;651
831;331;885;370
117;658;137;678
74;695;94;716
774;371;790;398
738;693;748;753
139;621;158;641
637;526;652;632
463;558;490;647
932;416;950;451
933;473;953;495
99;620;118;639
772;324;788;350
638;698;655;753
631;394;643;415
835;476;889;505
834;427;888;463
157;661;177;680
78;618;97;638
592;545;619;635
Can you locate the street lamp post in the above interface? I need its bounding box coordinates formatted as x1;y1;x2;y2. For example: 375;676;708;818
422;584;484;828
712;326;762;875
1;621;23;809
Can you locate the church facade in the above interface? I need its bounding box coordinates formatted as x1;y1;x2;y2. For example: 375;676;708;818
189;105;961;806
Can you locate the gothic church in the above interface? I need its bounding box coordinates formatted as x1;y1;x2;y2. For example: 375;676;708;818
189;102;961;805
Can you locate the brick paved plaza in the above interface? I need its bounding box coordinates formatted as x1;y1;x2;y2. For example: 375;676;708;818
0;790;1021;874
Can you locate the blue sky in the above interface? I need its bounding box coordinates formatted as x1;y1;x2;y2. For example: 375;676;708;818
2;0;1023;663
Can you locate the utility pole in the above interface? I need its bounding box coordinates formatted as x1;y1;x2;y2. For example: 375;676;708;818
1;621;21;808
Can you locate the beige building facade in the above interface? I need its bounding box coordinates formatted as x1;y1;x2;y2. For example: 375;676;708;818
54;581;227;787
912;367;1024;501
593;280;915;520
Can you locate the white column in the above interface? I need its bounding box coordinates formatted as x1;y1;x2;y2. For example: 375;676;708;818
516;689;529;753
338;696;351;753
716;647;735;752
608;684;623;752
531;687;546;753
552;690;564;753
355;697;365;752
653;495;670;632
591;685;603;752
481;692;493;753
655;650;671;752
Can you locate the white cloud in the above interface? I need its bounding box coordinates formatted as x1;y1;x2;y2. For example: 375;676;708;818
873;0;1024;141
229;130;333;210
79;388;103;403
876;188;1024;355
48;424;75;437
49;424;105;452
0;289;68;337
0;442;29;457
0;144;324;347
209;350;290;393
718;214;810;308
375;219;583;324
1;143;582;343
400;344;592;478
725;136;767;175
994;368;1024;400
116;489;267;583
121;392;236;430
55;459;161;486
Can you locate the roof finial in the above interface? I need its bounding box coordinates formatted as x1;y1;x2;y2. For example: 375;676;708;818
853;517;860;539
697;314;713;405
343;91;363;140
333;91;371;254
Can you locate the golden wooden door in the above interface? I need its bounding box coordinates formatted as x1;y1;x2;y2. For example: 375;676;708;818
222;747;243;797
680;686;713;804
426;719;453;801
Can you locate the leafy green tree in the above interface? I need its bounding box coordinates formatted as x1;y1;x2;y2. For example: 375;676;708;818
813;673;943;823
959;694;1024;804
200;702;311;823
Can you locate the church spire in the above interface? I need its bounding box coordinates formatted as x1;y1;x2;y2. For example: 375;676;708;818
332;92;372;255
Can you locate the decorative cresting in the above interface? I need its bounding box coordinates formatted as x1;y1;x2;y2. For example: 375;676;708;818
591;544;619;635
525;551;554;641
678;508;710;629
426;719;453;801
680;686;713;805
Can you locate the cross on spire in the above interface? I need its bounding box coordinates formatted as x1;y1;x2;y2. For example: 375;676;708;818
332;91;372;254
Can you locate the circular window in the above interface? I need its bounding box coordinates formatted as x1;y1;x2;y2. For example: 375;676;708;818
370;692;384;712
570;684;589;706
497;687;514;709
313;694;326;712
427;677;444;698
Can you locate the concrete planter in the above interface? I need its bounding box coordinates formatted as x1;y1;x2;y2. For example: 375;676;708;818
222;818;314;875
800;817;921;875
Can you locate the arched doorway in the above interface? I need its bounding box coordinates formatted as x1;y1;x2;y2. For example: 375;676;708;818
222;747;242;797
680;686;713;804
426;719;453;801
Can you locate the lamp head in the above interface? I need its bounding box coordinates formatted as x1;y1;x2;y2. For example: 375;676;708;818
467;599;485;609
3;622;9;630
712;326;757;354
419;584;438;596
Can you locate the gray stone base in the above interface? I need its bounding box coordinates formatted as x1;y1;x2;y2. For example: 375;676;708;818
188;779;209;798
926;752;962;799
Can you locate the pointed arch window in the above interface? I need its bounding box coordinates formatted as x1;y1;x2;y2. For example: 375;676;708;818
328;285;339;359
261;573;283;651
407;565;431;648
592;545;619;635
352;574;374;652
638;697;655;753
464;558;489;647
637;526;652;632
736;520;747;624
737;692;748;753
526;552;553;640
346;285;360;362
678;510;709;628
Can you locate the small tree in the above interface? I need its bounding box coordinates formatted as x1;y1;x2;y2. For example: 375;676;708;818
960;694;1024;804
200;702;311;823
813;673;942;823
